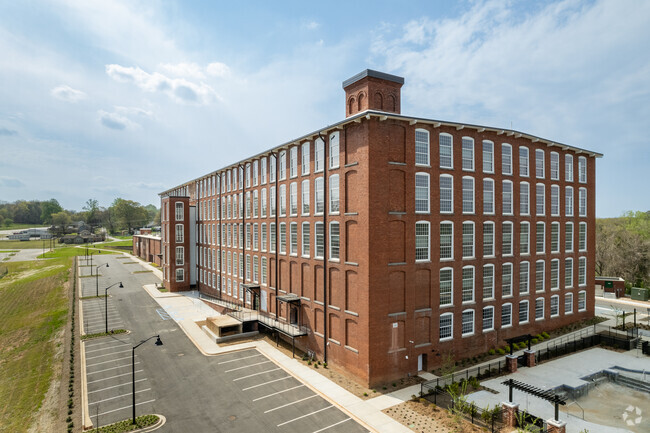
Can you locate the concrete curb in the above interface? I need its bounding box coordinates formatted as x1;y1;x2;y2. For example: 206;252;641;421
77;257;93;431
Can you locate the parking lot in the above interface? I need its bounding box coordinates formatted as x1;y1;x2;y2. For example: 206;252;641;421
214;348;369;433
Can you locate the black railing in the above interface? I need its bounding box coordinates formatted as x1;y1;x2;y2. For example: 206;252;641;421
421;359;506;396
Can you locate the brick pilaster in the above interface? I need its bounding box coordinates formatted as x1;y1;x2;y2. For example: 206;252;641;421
524;349;536;367
501;402;519;428
546;418;566;433
506;354;518;373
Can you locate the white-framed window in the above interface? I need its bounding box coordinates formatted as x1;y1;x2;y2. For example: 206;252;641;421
415;128;430;166
579;222;587;251
565;223;574;252
535;260;545;292
329;174;339;214
483;140;494;173
301;222;310;257
520;182;530;215
301;180;310;215
269;186;276;217
483;178;494;214
415;221;430;261
175;202;184;221
261;257;267;285
176;268;184;282
483;222;494;257
329;222;340;260
550;152;559;180
462;309;475;336
301;142;310;175
439;313;453;341
440;175;453;213
279;150;287;180
269;154;276;182
501;303;512;328
253;160;259;186
315;222;324;259
551;185;559;216
260;188;267;218
246;163;251;188
536;222;545;254
279;222;286;254
462;222;475;258
290;222;298;255
462;266;475;303
253;224;259;250
578;257;587;286
536;183;545;216
315;177;324;214
246;254;251;281
519;146;529;177
462;137;474;171
579;187;587;217
519;300;529;324
483;306;494;331
279;184;286;216
520;261;530;294
578;156;587;183
415;173;430;213
440;268;453;306
520;222;530;255
550;295;559;317
502;263;513;297
462;176;475;213
483;264;494;300
502;143;512;175
502;180;513;215
550;259;559;290
290;146;298;178
535;297;545;320
565;292;574;314
440;222;453;260
565;186;574;216
565;257;573;288
176;246;184;266
270;224;276;252
261;223;267;252
578;290;586;311
439;133;453;168
535;149;545;178
565;154;573;182
502;222;513;256
175;224;184;243
329;131;340;169
315;137;324;173
289;183;298;216
551;222;560;253
262;158;269;185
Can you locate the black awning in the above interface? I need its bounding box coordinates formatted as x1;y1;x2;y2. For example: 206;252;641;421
277;294;301;304
242;283;261;293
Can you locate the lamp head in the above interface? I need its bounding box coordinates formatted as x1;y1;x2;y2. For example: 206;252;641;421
118;282;124;288
155;336;163;346
106;263;109;268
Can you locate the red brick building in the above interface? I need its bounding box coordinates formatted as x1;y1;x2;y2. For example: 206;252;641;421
159;70;601;386
132;234;163;267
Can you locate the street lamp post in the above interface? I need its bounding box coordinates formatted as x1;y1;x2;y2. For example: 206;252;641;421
132;335;163;424
104;282;123;334
95;263;109;297
90;253;94;275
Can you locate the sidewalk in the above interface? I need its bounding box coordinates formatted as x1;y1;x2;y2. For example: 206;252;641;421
141;283;414;433
596;294;650;312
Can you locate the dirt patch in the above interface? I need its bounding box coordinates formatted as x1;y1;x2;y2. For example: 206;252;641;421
383;400;497;433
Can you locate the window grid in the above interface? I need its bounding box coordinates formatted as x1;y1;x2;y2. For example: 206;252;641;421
440;314;453;340
502;144;512;175
565;258;573;288
415;173;430;213
535;298;544;320
415;129;430;165
503;222;513;256
440;268;453;306
439;134;453;168
536;149;545;178
483;179;494;214
519;300;529;324
519;147;529;177
503;181;513;215
462;137;474;171
462;266;474;303
440;222;453;260
483;222;494;257
483;307;494;331
483;141;494;173
483;265;494;300
440;175;453;213
502;263;513;297
462;310;474;336
462;222;474;258
502;303;512;328
462;177;475;214
415;222;430;261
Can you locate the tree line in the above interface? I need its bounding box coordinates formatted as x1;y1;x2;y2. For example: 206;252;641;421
0;198;159;234
596;211;650;288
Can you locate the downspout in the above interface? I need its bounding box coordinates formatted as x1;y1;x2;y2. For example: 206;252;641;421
270;151;279;319
239;164;246;308
318;132;328;364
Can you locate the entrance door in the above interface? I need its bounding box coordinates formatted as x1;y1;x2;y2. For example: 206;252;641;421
290;307;297;325
253;294;259;311
260;290;267;312
417;354;427;371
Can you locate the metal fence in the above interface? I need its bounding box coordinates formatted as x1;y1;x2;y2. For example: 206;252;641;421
421;359;506;396
515;409;547;433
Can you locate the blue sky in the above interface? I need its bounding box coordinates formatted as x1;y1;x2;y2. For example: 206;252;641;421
0;0;648;217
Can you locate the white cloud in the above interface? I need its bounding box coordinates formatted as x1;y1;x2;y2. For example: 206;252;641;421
301;20;320;30
159;62;205;79
98;106;152;130
105;64;219;104
51;84;87;102
206;62;231;78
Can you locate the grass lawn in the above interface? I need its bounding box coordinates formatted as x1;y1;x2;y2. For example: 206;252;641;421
112;235;133;240
0;239;52;249
0;258;70;432
39;247;117;259
1;223;49;231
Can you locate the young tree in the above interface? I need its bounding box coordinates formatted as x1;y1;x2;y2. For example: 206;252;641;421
110;198;149;233
83;198;100;225
40;199;63;224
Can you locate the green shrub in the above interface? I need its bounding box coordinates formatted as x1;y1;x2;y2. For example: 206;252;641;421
497;348;505;355
488;349;495;355
542;331;550;339
531;338;538;344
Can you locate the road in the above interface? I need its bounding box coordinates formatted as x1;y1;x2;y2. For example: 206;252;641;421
81;254;369;432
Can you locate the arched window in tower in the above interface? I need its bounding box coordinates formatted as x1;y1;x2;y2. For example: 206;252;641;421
388;94;396;112
374;92;383;110
357;92;365;111
348;97;356;115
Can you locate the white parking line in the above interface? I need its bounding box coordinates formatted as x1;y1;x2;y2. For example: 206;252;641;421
252;385;305;402
86;362;140;375
264;395;317;413
242;376;291;391
312;418;352;433
96;400;155;417
225;360;271;373
88;378;147;394
218;353;262;365
86;349;132;360
277;405;334;427
86;355;132;368
233;368;281;381
84;340;126;349
85;345;129;355
88;370;144;384
89;388;151;405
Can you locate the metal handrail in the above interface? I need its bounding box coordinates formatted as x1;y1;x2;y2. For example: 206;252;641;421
564;400;584;420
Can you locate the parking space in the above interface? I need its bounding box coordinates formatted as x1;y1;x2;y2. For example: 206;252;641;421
216;349;369;433
84;336;156;428
82;298;124;335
